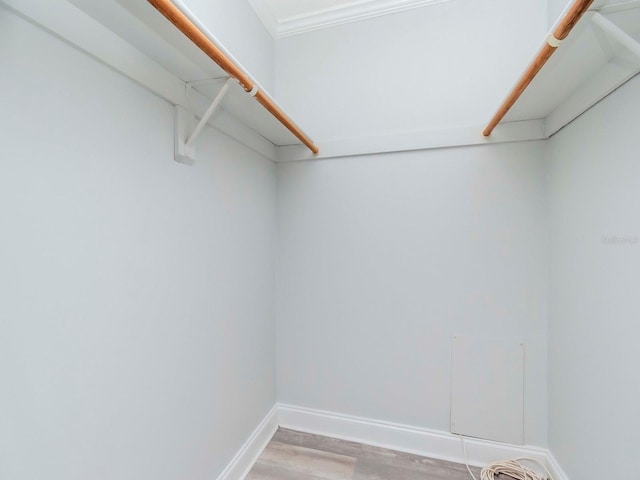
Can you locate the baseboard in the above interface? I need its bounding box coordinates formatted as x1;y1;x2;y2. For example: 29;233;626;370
546;451;569;480
215;404;279;480
277;404;550;471
217;403;568;480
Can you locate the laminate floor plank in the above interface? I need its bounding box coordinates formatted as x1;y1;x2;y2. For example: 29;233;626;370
273;429;366;459
247;428;481;480
355;458;452;480
246;463;334;480
274;428;474;474
250;440;355;480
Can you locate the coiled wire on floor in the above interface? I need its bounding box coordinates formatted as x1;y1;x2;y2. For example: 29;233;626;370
459;434;554;480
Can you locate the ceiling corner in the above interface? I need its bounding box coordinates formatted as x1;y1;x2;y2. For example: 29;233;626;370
247;0;280;38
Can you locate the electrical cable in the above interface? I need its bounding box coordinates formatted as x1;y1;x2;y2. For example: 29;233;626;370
458;434;554;480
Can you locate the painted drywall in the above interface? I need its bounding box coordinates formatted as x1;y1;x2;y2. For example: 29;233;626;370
548;0;569;28
276;141;549;447
547;76;640;478
274;0;546;142
0;7;276;480
182;0;275;90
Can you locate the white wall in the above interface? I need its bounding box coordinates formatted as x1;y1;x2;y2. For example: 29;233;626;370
183;0;275;90
277;141;549;446
0;8;276;480
547;0;568;28
547;76;640;478
275;0;546;142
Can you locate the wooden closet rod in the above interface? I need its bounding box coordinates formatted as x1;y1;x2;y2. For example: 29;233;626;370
482;0;594;137
147;0;320;154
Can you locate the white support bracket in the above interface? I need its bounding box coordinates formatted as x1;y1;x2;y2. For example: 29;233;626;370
597;1;640;15
591;12;640;62
174;77;233;165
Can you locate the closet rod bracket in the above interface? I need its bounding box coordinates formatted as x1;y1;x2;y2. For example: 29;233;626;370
591;13;640;62
174;77;233;165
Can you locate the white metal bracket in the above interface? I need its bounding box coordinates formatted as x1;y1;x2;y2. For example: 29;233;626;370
174;77;233;165
591;12;640;62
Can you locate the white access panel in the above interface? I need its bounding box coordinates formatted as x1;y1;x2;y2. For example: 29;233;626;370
450;336;524;445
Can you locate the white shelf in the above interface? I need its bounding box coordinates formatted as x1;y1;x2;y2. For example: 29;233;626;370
501;1;640;137
7;0;638;162
74;0;311;147
2;0;315;161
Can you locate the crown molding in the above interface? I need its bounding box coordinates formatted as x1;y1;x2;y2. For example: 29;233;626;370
248;0;451;38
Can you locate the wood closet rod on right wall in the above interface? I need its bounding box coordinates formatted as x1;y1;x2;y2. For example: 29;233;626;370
482;0;595;137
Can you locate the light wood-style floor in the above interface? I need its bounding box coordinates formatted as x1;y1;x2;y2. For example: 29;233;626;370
246;428;481;480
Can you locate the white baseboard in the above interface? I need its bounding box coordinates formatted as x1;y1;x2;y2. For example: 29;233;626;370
216;403;568;480
546;451;569;480
215;405;278;480
277;404;550;471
